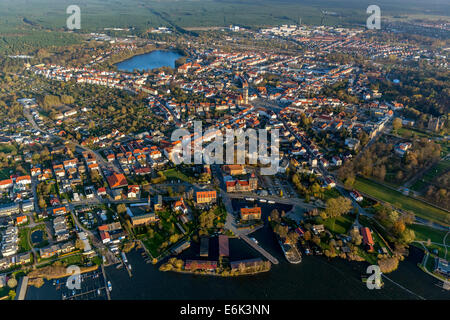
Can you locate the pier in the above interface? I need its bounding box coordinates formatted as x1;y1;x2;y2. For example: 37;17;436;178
59;269;109;300
241;235;279;264
101;264;111;300
16;276;28;300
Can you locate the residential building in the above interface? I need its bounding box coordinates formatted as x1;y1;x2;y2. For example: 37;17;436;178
240;206;262;220
196;191;217;204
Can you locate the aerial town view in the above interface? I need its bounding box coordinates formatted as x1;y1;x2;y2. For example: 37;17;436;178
0;0;448;313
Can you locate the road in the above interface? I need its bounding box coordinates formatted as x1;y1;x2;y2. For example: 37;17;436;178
271;103;450;231
23;107;119;172
211;164;280;264
70;210;119;266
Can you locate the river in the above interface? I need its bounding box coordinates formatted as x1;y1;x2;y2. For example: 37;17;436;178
115;50;183;72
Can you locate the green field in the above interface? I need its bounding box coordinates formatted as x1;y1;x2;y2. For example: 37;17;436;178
323;187;341;201
59;253;84;266
397;127;436;139
138;209;183;257
0;167;13;180
0;144;16;154
409;223;448;244
163;168;194;183
411;159;450;192
18;228;31;253
424;243;447;259
323;214;355;234
354;177;449;226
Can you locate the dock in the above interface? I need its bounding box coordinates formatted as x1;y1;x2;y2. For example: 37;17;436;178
60;269;108;300
124;262;133;278
16;276;28;300
101;264;111;300
241;235;279;264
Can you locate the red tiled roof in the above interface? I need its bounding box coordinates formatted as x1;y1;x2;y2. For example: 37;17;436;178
240;207;261;215
107;173;128;189
360;227;374;246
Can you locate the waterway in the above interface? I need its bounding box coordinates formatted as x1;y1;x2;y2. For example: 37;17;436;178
115;50;183;72
26;201;450;300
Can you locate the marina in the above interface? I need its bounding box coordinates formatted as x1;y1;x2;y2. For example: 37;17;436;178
59;269;109;300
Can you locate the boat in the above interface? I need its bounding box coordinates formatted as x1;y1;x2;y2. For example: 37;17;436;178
250;237;259;245
245;197;255;202
107;281;112;292
128;264;132;271
97;289;101;295
121;252;128;264
278;239;302;264
259;199;267;203
267;200;275;204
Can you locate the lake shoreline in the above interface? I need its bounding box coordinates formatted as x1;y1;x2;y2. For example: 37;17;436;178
114;49;185;72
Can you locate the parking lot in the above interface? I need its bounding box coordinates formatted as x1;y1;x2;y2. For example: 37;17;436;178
259;175;296;198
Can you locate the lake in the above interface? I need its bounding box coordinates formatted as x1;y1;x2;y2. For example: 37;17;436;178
26;200;450;300
115;50;183;72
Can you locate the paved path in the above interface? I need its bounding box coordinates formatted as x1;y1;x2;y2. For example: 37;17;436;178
443;231;449;260
70;211;119;266
211;165;279;264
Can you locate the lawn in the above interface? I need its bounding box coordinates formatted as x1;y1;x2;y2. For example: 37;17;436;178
397;127;434;139
163;168;194;183
18;228;31;253
411;159;450;192
425;253;435;271
425;243;447;259
139;210;183;257
354;177;449;226
409;224;448;244
0;167;14;180
59;253;84;266
0;144;17;154
323;188;341;201
0;286;10;299
323;214;355;234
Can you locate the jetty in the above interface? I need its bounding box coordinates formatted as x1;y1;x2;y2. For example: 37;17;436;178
241;235;279;264
101;264;111;300
16;276;28;300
